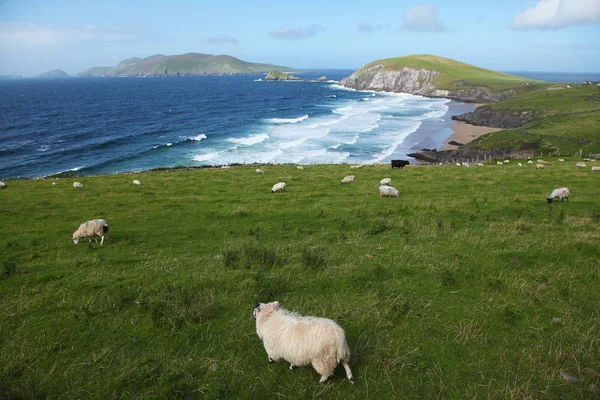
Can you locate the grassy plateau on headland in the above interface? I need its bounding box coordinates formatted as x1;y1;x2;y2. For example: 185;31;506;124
1;161;599;398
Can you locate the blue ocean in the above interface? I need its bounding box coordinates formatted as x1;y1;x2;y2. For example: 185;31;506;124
1;70;593;179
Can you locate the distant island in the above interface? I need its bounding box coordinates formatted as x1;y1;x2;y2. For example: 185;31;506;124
36;69;71;78
264;70;301;81
78;53;295;77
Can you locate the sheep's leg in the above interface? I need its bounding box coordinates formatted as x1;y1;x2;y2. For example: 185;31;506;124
100;236;104;245
342;361;356;384
312;361;333;383
289;364;294;371
268;357;274;363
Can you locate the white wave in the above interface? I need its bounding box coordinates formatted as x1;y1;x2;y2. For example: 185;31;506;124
330;143;342;149
254;79;263;82
193;151;220;162
70;165;85;171
188;134;207;141
362;97;371;101
326;94;336;98
38;145;50;152
227;133;269;146
265;115;309;124
166;143;172;147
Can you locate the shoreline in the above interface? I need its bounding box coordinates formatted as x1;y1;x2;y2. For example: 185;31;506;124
440;121;503;150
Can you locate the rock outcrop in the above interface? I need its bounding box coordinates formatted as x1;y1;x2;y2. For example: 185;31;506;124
339;64;517;103
264;70;301;81
451;106;533;129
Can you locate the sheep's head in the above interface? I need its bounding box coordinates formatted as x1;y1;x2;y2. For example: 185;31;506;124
547;197;553;204
253;301;280;320
72;233;80;244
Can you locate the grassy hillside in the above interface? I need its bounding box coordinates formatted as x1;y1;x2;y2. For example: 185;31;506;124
77;66;113;77
79;53;295;77
469;85;600;155
1;163;599;398
364;54;539;91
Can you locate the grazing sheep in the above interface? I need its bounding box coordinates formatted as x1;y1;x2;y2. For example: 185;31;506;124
528;160;533;164
271;182;286;193
537;159;544;163
297;166;304;170
456;163;461;166
73;219;109;245
463;163;470;167
73;182;84;188
576;162;586;169
518;163;522;167
379;185;399;197
503;160;510;164
52;181;58;185
543;161;552;166
0;181;6;189
547;187;569;203
477;163;484;167
341;175;355;184
133;179;141;185
221;165;231;169
496;161;503;166
253;301;355;384
379;178;392;186
256;169;265;174
536;163;545;169
592;166;600;172
559;159;565;162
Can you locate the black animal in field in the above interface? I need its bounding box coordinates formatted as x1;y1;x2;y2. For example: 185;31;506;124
391;160;410;169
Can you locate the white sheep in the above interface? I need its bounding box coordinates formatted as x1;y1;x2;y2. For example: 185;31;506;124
477;163;484;167
341;175;355;184
73;182;84;188
297;166;304;170
547;187;569;203
592;166;600;172
559;159;565;162
537;159;545;163
0;181;6;189
536;163;545;169
72;219;109;245
379;178;392;186
503;160;510;164
528;160;533;164
496;161;503;166
455;163;461;166
271;182;286;193
253;301;355;384
518;163;522;167
256;168;265;174
52;181;58;185
576;162;586;168
221;165;231;169
379;185;399;197
463;163;470;167
133;179;141;185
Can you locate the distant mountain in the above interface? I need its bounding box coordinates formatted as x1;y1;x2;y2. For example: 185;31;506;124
36;69;71;78
78;53;295;77
77;67;112;77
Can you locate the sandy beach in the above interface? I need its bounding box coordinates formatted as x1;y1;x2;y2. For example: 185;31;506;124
441;121;503;150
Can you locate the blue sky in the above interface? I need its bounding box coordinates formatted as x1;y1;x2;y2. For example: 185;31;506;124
0;0;599;76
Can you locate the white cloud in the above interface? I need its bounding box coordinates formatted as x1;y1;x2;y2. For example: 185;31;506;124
203;34;239;45
511;0;600;29
357;22;387;33
269;25;325;40
400;4;449;32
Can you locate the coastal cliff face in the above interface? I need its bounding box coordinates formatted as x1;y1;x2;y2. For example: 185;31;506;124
452;105;533;129
339;64;516;103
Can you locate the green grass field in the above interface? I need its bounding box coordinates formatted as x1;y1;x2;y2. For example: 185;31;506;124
470;85;600;155
1;162;599;399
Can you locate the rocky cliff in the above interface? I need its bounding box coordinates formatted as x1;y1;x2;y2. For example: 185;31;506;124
264;70;301;81
451;105;533;129
339;64;517;103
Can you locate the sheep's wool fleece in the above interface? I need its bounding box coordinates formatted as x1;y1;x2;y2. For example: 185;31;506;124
549;187;569;200
380;185;399;197
272;182;286;192
74;219;108;241
256;304;350;371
